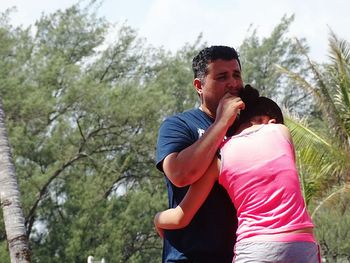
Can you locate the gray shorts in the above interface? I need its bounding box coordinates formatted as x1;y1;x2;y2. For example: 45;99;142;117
234;241;320;263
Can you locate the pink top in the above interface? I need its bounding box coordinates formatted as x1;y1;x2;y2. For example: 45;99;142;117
219;124;314;243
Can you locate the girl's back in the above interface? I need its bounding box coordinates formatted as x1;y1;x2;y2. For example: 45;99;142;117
219;124;313;242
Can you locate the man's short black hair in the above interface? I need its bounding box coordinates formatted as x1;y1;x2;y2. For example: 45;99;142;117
192;45;241;80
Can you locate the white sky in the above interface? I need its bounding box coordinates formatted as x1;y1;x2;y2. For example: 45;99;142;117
1;0;349;62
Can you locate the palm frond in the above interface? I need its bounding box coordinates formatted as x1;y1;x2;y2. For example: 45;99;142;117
276;64;322;101
286;116;331;148
327;31;350;142
277;60;348;145
328;30;350;69
280;31;350;257
311;183;350;219
286;117;350;194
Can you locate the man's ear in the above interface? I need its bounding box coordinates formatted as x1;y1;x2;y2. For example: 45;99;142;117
268;118;277;124
193;78;202;96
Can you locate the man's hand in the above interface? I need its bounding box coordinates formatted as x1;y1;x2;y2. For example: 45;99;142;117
215;93;245;128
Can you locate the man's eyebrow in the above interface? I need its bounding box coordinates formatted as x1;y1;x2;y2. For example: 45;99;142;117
215;71;228;77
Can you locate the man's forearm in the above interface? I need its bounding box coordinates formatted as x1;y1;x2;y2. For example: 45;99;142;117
163;119;229;187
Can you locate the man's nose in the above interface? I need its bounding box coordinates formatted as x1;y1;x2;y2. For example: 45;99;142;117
226;79;243;93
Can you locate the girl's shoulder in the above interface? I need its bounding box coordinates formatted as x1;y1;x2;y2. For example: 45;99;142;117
267;124;292;143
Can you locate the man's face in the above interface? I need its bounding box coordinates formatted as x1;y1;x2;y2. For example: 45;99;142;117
195;59;243;118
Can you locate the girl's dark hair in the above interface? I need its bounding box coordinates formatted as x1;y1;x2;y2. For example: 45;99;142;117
239;85;284;124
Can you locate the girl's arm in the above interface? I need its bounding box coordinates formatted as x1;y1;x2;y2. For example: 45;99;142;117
277;124;296;161
154;157;220;237
278;123;293;142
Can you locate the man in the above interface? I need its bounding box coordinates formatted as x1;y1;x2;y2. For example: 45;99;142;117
156;46;245;262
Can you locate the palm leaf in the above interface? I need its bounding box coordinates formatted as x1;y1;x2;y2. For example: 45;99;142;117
311;183;350;219
328;31;350;141
276;38;349;143
286;117;349;196
280;31;350;259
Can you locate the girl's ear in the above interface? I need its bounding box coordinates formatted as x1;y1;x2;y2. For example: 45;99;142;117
268;118;277;124
193;78;202;95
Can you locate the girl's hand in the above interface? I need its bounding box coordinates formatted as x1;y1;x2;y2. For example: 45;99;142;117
154;212;164;238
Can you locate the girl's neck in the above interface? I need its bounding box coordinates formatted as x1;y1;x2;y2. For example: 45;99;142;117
234;122;264;135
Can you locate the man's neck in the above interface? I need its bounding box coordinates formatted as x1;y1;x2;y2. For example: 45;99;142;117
199;105;215;119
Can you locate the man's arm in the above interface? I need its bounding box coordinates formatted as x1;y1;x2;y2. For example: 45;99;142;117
163;94;243;187
154;158;220;237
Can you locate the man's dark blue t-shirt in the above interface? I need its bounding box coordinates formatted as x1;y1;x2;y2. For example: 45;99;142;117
156;108;237;263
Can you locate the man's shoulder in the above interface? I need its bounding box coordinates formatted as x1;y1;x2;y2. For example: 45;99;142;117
166;108;202;121
164;108;211;126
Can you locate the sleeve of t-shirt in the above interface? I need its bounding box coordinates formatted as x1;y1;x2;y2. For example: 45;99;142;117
156;116;194;172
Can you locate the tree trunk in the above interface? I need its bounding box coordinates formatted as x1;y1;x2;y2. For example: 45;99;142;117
0;99;31;263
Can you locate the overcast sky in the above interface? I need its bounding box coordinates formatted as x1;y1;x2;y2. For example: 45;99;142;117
1;0;349;62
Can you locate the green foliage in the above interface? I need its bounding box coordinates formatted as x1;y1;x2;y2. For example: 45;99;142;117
1;2;349;261
313;185;350;262
239;15;315;115
147;39;204;115
31;180;166;263
281;31;350;261
0;2;179;262
0;240;10;263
